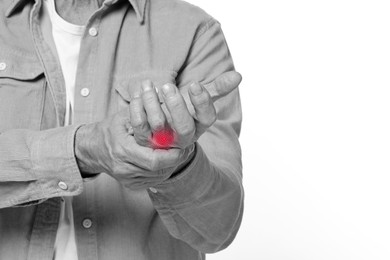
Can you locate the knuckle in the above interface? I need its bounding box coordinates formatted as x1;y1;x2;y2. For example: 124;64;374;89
165;96;182;108
193;93;211;109
142;91;157;103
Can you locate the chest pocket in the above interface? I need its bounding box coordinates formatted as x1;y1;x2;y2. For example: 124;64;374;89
0;51;46;132
114;70;177;111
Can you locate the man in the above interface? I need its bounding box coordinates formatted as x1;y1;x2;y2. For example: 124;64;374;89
0;0;243;259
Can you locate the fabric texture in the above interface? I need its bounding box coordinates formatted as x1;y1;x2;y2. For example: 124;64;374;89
41;0;85;259
0;0;244;259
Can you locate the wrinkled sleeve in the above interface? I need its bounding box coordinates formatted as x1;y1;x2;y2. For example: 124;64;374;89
0;126;84;208
147;19;244;253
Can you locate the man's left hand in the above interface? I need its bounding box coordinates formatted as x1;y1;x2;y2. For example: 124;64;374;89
129;71;242;149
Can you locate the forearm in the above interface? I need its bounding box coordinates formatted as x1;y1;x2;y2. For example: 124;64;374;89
147;79;244;250
148;142;243;253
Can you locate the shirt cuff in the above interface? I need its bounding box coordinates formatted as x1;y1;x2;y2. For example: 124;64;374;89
13;125;85;205
147;143;215;207
33;125;84;195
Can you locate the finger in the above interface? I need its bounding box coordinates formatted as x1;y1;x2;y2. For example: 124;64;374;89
141;80;167;132
130;92;151;146
162;83;195;143
178;71;242;118
189;82;217;128
205;71;242;102
115;107;134;135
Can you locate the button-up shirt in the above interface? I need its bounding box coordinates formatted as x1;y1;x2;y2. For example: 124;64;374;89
0;0;244;259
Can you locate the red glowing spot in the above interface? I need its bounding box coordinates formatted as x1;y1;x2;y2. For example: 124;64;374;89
151;128;175;148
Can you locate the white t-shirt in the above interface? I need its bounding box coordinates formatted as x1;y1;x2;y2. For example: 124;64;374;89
42;0;85;259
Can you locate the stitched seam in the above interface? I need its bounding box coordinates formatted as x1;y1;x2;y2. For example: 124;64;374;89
193;18;219;44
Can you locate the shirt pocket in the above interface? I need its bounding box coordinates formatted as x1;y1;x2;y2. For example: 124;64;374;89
0;51;46;132
114;70;178;111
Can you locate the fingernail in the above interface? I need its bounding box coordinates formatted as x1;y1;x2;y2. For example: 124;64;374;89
142;80;153;92
189;82;203;96
162;84;176;97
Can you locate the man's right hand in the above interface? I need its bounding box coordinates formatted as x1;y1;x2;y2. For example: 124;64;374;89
74;109;194;190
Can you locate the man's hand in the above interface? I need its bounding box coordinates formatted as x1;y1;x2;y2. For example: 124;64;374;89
130;71;242;149
74;109;194;189
73;71;241;188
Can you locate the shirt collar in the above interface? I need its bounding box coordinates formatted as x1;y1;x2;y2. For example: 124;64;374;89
6;0;146;23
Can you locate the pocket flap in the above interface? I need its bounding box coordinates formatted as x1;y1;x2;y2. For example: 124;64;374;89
0;50;44;80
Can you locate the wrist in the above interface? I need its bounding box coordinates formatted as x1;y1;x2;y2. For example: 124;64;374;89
75;123;104;175
168;143;196;179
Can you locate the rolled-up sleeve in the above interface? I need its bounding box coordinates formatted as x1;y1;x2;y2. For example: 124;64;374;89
0;125;84;208
148;18;244;253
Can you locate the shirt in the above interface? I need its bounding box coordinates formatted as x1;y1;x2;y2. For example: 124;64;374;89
0;0;244;259
41;0;85;259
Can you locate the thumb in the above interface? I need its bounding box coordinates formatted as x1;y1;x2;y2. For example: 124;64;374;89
204;71;242;102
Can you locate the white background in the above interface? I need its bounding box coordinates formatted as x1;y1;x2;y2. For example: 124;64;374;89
188;0;390;259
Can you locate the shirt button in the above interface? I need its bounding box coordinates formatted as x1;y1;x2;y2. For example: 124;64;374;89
0;62;6;71
149;187;158;194
80;88;90;97
58;181;68;190
88;27;98;37
82;218;93;229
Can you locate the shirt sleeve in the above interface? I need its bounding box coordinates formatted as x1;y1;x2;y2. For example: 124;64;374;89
0;125;84;208
147;19;244;253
